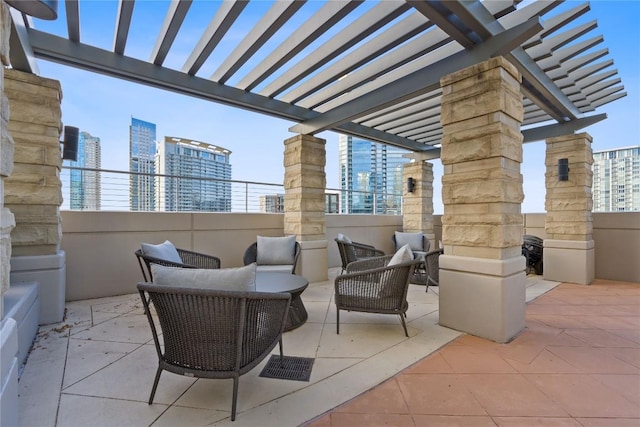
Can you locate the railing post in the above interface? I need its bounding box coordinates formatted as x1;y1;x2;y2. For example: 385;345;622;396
245;182;249;213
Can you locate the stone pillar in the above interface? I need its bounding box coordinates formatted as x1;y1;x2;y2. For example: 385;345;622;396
1;3;19;426
4;69;66;324
544;133;595;285
283;134;327;282
402;159;435;246
439;57;526;343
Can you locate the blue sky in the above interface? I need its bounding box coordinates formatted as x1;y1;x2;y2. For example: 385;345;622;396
34;0;639;214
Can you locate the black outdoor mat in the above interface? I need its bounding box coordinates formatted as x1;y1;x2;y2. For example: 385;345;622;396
259;355;314;382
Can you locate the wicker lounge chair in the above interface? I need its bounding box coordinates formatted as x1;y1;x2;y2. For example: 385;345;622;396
138;283;291;421
423;248;444;293
334;255;419;337
334;238;385;273
135;247;221;282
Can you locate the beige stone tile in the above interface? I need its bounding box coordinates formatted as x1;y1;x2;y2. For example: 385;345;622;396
152;405;229;426
280;322;323;358
63;338;142;388
71;313;153;344
317;323;412;358
18;358;65;427
56;394;167;427
62;345;196;404
303;300;331;325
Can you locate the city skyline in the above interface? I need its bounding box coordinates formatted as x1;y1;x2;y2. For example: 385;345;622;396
39;1;640;214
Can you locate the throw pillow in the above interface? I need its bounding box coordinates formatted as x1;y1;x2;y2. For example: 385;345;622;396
336;233;352;244
141;240;182;264
256;235;296;265
151;263;257;292
394;231;424;252
388;244;414;266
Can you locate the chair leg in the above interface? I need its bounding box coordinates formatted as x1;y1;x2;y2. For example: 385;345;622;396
148;366;162;404
425;285;430;294
336;308;340;334
399;314;409;337
231;376;239;421
279;338;284;368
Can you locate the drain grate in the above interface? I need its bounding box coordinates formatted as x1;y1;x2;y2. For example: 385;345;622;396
259;355;314;382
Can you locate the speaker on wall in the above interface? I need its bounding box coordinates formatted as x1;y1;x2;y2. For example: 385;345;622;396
62;126;79;161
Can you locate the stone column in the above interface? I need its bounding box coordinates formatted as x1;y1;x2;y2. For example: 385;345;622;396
1;3;19;425
4;69;66;324
283;134;327;282
544;133;595;285
439;57;526;343
402;159;435;246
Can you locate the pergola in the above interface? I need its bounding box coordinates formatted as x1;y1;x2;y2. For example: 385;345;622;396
3;0;626;344
8;0;625;155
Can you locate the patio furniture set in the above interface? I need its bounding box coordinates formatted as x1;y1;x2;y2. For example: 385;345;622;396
134;232;440;421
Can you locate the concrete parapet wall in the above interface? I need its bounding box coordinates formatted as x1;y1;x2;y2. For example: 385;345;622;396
59;211;639;301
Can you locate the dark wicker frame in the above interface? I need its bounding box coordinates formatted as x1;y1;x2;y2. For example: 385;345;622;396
522;235;544;275
392;233;431;285
242;241;301;274
423;248;443;293
334;238;385;273
334;256;419;337
135;248;221;282
138;283;290;422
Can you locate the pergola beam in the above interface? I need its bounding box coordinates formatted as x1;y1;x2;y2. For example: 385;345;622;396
25;28;430;153
522;113;607;142
289;17;543;135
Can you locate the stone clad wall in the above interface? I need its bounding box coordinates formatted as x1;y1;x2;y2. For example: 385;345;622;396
283;134;326;240
440;57;524;260
4;69;63;256
545;133;594;241
402;161;434;235
0;0;15;313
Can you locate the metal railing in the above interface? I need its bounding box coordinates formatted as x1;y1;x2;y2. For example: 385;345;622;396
60;166;404;215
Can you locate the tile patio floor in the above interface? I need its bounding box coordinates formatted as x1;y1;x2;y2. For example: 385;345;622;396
16;271;639;426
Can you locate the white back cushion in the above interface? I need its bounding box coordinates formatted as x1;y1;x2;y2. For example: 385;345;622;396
141;240;182;263
151;263;257;292
256;235;296;265
394;232;424;251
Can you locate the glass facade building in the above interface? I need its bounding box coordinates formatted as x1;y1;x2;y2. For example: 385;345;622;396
129;117;157;211
66;131;101;210
156;137;232;212
338;134;409;214
593;146;640;212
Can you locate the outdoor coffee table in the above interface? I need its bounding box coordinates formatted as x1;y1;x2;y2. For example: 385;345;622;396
256;272;309;332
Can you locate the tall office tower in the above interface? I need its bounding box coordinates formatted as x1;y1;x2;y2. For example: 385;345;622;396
129;117;157;211
592;145;640;212
338;134;410;214
66;131;101;210
156;137;232;212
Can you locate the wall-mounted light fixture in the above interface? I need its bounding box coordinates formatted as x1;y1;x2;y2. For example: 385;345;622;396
5;0;58;20
61;126;79;161
407;177;416;193
558;158;570;181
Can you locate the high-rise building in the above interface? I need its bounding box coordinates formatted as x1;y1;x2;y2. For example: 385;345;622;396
66;130;101;210
338;134;409;214
156;137;232;212
129;117;157;211
593;145;640;212
260;194;285;213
